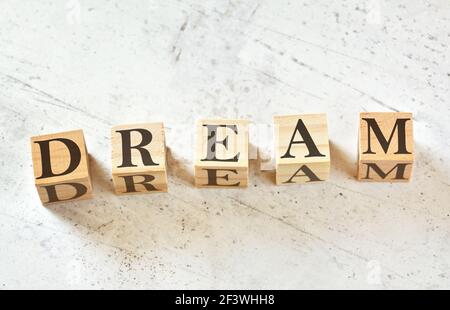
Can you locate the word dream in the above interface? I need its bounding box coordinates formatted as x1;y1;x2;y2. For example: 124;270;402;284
30;112;414;205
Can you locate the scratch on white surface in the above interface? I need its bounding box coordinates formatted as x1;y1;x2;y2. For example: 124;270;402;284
0;73;111;125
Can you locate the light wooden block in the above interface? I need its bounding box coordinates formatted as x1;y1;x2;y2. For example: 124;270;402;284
358;112;414;182
274;114;330;185
195;119;249;187
111;123;168;194
31;129;93;204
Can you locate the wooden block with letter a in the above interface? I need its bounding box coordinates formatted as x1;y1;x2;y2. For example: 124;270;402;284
111;123;168;194
31;129;93;205
195;119;249;188
274;113;330;185
358;112;414;182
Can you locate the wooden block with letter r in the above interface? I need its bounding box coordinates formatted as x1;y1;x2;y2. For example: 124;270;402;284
358;112;414;182
111;123;168;194
274;113;330;185
31;129;93;205
195;119;249;188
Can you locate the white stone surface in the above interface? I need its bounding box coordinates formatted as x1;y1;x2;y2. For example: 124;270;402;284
0;0;449;289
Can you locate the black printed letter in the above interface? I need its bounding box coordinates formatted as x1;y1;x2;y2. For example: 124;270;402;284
201;125;240;162
116;129;158;168
203;169;240;186
362;118;411;154
42;183;87;203
35;138;81;179
283;165;322;183
362;163;410;180
281;119;325;159
120;174;158;193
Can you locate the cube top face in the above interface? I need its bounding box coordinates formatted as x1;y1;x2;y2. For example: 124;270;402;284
195;119;249;169
274;113;330;166
111;122;166;175
359;112;414;162
31;129;89;185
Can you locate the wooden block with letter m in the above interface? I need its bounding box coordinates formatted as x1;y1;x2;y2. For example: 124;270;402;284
195;119;249;188
31;129;93;205
358;112;414;182
111;123;168;194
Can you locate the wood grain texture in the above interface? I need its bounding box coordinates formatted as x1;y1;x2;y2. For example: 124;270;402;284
195;119;249;187
274;113;330;185
111;123;168;194
357;112;414;182
30;130;93;204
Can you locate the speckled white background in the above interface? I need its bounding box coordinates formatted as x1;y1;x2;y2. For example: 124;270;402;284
0;0;449;289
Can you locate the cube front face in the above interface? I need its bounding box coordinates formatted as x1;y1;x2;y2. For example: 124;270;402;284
358;112;414;182
274;114;330;185
111;123;168;195
30;130;93;204
194;119;249;188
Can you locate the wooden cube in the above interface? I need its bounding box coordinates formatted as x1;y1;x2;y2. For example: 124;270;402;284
111;123;168;194
274;114;330;185
195;119;249;187
31;129;93;204
358;112;414;182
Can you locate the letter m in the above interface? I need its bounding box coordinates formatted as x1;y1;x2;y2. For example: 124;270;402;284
362;118;411;155
362;163;411;180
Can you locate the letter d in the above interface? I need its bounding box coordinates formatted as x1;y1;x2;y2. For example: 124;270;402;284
34;138;81;179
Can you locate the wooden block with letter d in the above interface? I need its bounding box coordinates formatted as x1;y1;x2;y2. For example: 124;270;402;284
358;112;414;182
195;119;249;188
111;123;168;194
31;129;93;205
274;113;330;185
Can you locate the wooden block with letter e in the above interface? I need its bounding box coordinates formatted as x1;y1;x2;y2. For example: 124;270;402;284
358;112;414;182
111;123;168;194
274;113;330;185
195;119;249;188
31;129;93;205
